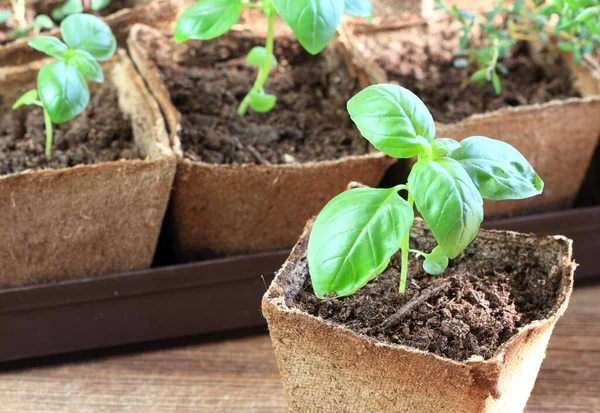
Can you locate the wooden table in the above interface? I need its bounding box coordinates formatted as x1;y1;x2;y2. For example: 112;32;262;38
0;285;598;412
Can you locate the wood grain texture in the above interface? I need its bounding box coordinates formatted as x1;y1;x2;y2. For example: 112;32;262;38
0;285;598;413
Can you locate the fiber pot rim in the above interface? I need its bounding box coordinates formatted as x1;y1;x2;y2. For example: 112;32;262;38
127;23;393;170
0;50;175;181
263;218;575;368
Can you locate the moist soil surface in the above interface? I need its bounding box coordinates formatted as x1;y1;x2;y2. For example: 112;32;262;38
294;226;562;361
359;23;581;124
137;29;370;165
0;83;139;175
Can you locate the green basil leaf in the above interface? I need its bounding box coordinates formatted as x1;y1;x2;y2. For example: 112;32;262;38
61;14;116;61
422;246;448;276
0;10;12;24
174;0;243;43
91;0;110;11
273;0;345;55
470;68;488;83
491;71;501;95
432;138;460;157
51;0;82;20
247;46;278;67
308;187;414;298
28;36;68;59
13;89;40;109
448;135;543;200
66;49;104;82
557;41;575;51
38;60;90;123
344;0;372;18
409;158;483;259
248;91;277;113
347;84;436;159
34;14;55;30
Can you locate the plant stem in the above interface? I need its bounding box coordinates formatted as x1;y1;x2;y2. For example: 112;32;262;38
399;193;415;294
43;107;53;158
11;0;27;28
237;4;275;117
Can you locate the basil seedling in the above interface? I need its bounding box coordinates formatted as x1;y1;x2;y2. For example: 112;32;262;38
52;0;111;21
12;13;117;158
307;84;544;298
0;0;54;38
435;0;600;94
174;0;373;117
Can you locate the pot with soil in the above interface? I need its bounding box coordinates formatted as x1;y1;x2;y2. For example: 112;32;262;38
127;23;393;260
0;0;180;68
263;219;574;413
343;9;600;219
0;49;176;287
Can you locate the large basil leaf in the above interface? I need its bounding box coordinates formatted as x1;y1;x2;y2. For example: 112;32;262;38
28;36;68;60
448;136;543;200
273;0;345;55
308;187;413;298
66;49;104;82
60;13;116;61
174;0;243;43
409;158;483;259
344;0;372;17
38;61;90;124
347;84;436;158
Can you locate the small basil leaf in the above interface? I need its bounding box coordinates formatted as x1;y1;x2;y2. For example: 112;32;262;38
448;135;544;200
174;0;243;43
247;46;278;67
273;0;345;55
51;0;82;21
422;246;449;276
28;36;68;59
432;138;460;157
61;14;117;61
91;0;110;11
344;0;372;18
409;158;483;259
308;187;414;298
34;14;55;30
0;10;12;24
38;60;90;123
66;49;104;82
248;91;277;113
13;89;39;109
347;84;436;158
491;71;501;95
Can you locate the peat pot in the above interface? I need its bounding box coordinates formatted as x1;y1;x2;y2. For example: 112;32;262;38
342;19;600;218
128;24;393;260
0;50;176;287
0;0;180;68
263;220;574;413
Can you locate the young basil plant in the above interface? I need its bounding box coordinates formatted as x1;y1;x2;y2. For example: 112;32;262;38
435;0;600;95
12;13;116;158
307;84;544;299
174;0;373;117
52;0;110;21
0;0;54;38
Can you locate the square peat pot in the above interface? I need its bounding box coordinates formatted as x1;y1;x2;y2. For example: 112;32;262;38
0;51;176;287
263;220;575;413
0;0;180;68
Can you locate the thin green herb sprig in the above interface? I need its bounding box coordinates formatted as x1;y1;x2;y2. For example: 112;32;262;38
0;0;54;38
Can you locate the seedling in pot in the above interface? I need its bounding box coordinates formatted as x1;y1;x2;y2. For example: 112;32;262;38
307;84;544;298
52;0;111;21
12;13;117;158
435;0;600;94
174;0;373;116
0;0;54;38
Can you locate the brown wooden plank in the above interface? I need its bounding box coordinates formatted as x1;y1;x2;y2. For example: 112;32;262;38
0;286;599;412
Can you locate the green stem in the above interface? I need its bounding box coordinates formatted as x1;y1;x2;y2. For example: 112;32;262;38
43;107;53;158
399;193;415;294
237;4;276;117
487;38;500;77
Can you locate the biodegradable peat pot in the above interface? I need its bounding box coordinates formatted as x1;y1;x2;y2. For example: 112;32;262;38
263;220;574;413
0;0;180;68
127;24;393;259
0;50;176;287
343;21;600;219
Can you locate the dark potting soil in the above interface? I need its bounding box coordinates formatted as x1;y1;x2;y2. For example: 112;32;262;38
137;29;370;165
0;83;139;175
359;24;580;124
294;226;562;362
